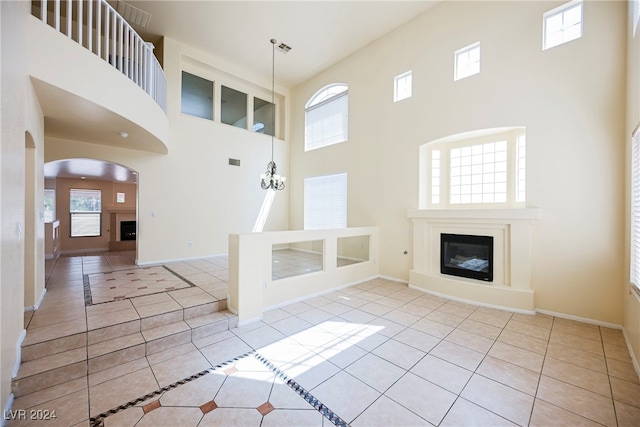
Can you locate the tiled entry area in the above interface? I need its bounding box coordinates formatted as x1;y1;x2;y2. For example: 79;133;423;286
7;253;640;426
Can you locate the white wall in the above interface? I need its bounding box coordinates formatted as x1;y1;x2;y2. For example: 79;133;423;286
289;0;626;323
1;0;45;414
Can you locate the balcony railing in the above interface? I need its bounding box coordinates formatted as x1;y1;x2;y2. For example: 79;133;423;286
33;0;167;113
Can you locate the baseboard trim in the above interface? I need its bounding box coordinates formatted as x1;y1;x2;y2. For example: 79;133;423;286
535;308;623;330
622;328;640;380
12;329;26;378
136;253;228;267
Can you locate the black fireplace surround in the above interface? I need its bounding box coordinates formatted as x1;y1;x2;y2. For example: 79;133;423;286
440;233;493;282
120;221;136;241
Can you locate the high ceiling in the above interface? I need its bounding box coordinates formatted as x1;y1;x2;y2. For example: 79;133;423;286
48;0;442;182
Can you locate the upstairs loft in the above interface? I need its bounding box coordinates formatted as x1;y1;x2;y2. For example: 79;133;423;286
29;0;169;153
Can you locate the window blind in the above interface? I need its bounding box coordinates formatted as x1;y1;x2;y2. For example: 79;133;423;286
305;92;348;151
304;173;347;230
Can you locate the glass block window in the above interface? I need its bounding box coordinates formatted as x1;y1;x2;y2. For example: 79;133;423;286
516;134;527;203
450;141;507;204
431;150;441;205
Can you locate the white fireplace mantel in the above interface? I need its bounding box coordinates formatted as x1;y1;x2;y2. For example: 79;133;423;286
408;208;540;312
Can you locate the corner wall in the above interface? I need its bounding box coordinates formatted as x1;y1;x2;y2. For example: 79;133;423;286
289;0;627;324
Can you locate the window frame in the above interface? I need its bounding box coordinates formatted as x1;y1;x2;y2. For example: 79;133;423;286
394;70;413;102
422;129;526;210
454;42;481;81
69;188;102;238
542;0;583;51
304;84;349;152
631;126;640;295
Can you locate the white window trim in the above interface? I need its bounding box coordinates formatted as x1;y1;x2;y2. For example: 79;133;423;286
304;84;349;152
542;0;583;51
454;42;481;81
394;70;412;102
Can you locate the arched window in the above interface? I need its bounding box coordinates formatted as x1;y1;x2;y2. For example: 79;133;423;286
305;84;348;151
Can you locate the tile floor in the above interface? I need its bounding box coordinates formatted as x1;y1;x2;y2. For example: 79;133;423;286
8;252;640;426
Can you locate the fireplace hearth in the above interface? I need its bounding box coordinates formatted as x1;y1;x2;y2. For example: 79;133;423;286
441;233;493;282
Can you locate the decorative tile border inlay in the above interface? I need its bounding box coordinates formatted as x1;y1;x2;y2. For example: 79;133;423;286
89;351;349;427
83;265;197;307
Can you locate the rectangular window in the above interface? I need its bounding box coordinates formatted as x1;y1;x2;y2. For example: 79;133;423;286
543;0;583;50
635;0;640;37
631;128;640;293
431;150;441;205
454;42;480;81
305;91;348;151
304;172;347;230
181;71;213;120
450;141;507;204
516;134;526;203
253;97;275;136
221;86;248;129
70;189;102;237
394;71;412;102
44;189;55;223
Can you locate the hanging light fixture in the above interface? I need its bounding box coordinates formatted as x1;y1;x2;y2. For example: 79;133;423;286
261;38;286;191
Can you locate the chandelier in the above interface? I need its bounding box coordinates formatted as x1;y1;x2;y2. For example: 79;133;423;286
261;38;286;191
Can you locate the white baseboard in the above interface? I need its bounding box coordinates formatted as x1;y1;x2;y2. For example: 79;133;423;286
60;248;109;256
379;275;408;284
535;308;623;330
12;329;26;378
23;289;47;312
622;328;640;380
2;393;15;427
136;252;228;267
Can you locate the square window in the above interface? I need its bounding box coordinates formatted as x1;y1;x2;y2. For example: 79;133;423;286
454;42;481;81
394;71;412;102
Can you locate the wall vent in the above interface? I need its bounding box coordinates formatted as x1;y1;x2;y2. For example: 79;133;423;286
229;158;241;166
277;43;292;54
117;1;152;29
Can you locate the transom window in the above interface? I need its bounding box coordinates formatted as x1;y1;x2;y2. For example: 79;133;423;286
420;128;526;209
305;84;348;152
304;172;347;230
543;0;583;50
394;71;412;102
70;189;102;237
454;42;480;81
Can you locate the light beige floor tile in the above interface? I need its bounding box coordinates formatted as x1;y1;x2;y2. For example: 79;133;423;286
536;375;616;426
410;317;454;339
89;368;159;416
441;397;518;427
505;319;551;340
311;371;380;424
477;356;540;396
430;340;484;371
281;353;341;390
23;318;87;346
610;376;640;408
468;309;511;328
604;342;633;363
542;356;611;397
393;327;441;353
549;330;604;355
345;353;406;393
150;350;211;387
102;406;144;427
607;358;640;383
215;370;275;407
366;317;407;337
6;389;89;427
545;342;607;373
601;327;626;347
489;341;544;373
425;310;465;327
200;407;263;426
552;318;601;342
261;408;325;427
411;354;472;394
88;357;149;387
351;395;431;426
268;380;315;410
530;398;603;427
461;374;534;426
199;335;254;367
385;372;456;426
615;400;640;427
446;328;494;353
11;377;87;411
135;406;203;427
160;370;225;407
498;328;548;355
372;338;426;370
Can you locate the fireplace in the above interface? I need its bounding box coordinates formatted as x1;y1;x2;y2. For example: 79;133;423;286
120;221;136;241
441;233;493;282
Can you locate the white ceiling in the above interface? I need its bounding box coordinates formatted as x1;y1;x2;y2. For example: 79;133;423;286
48;0;441;182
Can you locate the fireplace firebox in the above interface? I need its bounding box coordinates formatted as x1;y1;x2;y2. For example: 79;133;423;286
440;233;493;282
120;221;136;241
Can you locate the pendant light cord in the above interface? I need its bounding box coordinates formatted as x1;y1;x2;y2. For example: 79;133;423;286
271;38;276;163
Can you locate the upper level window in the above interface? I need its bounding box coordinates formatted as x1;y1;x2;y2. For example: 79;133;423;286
181;71;213;120
305;84;348;151
221;86;248;129
420;128;526;209
394;71;412;102
543;0;583;50
454;42;480;81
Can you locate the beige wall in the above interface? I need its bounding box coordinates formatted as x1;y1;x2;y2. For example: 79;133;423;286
45;35;290;264
1;0;45;414
54;178;137;253
289;0;627;324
